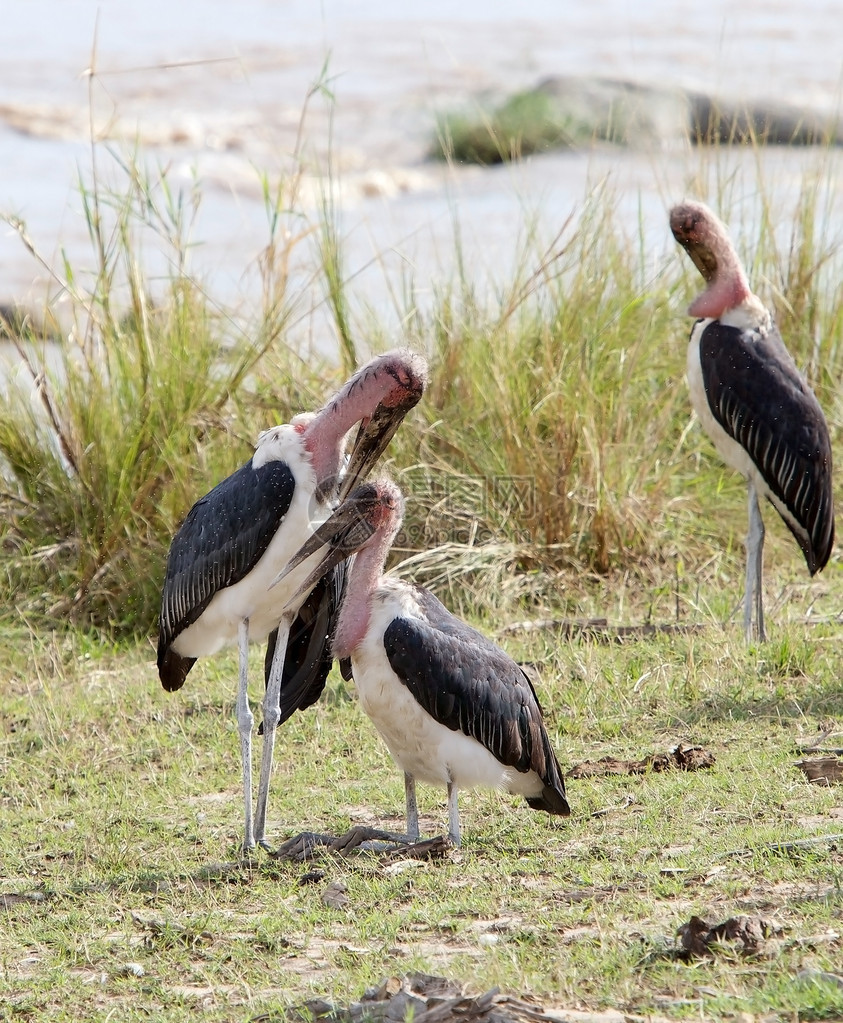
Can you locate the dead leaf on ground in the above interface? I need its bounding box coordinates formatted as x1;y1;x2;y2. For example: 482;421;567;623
0;892;48;909
677;914;782;958
266;971;659;1023
795;757;843;786
129;911;213;947
569;743;715;779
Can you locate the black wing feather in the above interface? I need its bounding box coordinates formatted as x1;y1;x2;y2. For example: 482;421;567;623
157;459;296;690
262;561;348;727
699;320;834;573
383;587;568;814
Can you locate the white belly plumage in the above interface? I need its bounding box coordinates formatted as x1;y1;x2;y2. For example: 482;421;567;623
170;427;332;657
686;321;807;543
687;323;759;483
171;515;329;656
351;593;544;799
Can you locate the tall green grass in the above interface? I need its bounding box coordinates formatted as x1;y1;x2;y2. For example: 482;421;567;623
0;157;331;635
1;139;841;637
396;190;683;573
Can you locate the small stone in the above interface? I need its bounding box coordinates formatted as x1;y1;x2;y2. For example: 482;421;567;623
321;880;349;909
375;977;402;999
797;969;843;989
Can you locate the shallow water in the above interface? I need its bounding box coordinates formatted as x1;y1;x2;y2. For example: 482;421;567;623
2;0;842;341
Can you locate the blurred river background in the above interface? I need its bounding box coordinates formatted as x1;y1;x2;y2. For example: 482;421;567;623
2;0;843;349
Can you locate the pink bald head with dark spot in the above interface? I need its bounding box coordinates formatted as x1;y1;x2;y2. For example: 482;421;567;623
670;200;753;319
302;349;427;484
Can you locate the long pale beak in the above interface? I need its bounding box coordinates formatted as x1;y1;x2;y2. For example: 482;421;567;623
339;392;419;500
683;240;718;283
269;492;378;607
670;209;718;283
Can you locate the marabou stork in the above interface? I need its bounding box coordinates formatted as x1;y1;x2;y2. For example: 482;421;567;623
157;350;427;849
275;479;570;847
671;200;834;641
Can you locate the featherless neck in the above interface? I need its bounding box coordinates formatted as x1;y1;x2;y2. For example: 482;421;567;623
331;525;394;660
689;258;752;320
673;203;754;320
304;364;398;483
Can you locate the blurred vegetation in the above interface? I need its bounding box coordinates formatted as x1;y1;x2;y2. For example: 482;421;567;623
432;89;590;164
431;82;843;165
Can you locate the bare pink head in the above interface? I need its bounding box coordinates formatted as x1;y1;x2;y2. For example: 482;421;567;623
670;201;753;319
328;479;404;658
342;478;405;550
273;479;405;658
302;349;427;488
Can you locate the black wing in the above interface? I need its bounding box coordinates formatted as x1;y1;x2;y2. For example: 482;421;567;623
383;587;568;814
157;459;296;691
263;560;348;727
699;320;834;573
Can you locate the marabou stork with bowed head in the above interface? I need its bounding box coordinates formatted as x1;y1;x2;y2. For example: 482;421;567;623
157;350;427;849
670;200;834;641
276;479;570;847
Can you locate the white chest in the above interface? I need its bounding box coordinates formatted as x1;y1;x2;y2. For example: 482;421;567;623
687;321;758;484
172;430;331;655
349;591;543;800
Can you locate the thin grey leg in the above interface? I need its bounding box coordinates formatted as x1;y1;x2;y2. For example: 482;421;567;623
446;779;461;847
236;618;255;850
753;492;766;642
253;615;292;848
404;772;420;841
744;483;766;642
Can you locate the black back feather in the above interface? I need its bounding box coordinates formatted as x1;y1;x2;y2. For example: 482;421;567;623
383;587;569;815
698;319;834;573
261;561;348;728
157;459;296;690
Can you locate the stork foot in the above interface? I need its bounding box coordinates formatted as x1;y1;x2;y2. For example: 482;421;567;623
328;825;411;854
238;837;275;860
272;831;341;861
330;827;451;860
272;828;452;861
378;834;451;861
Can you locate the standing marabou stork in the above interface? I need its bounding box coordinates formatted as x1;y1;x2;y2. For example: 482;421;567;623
275;479;570;847
671;200;834;641
157;350;427;849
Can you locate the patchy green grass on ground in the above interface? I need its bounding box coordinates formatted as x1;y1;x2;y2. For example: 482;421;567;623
1;602;842;1021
